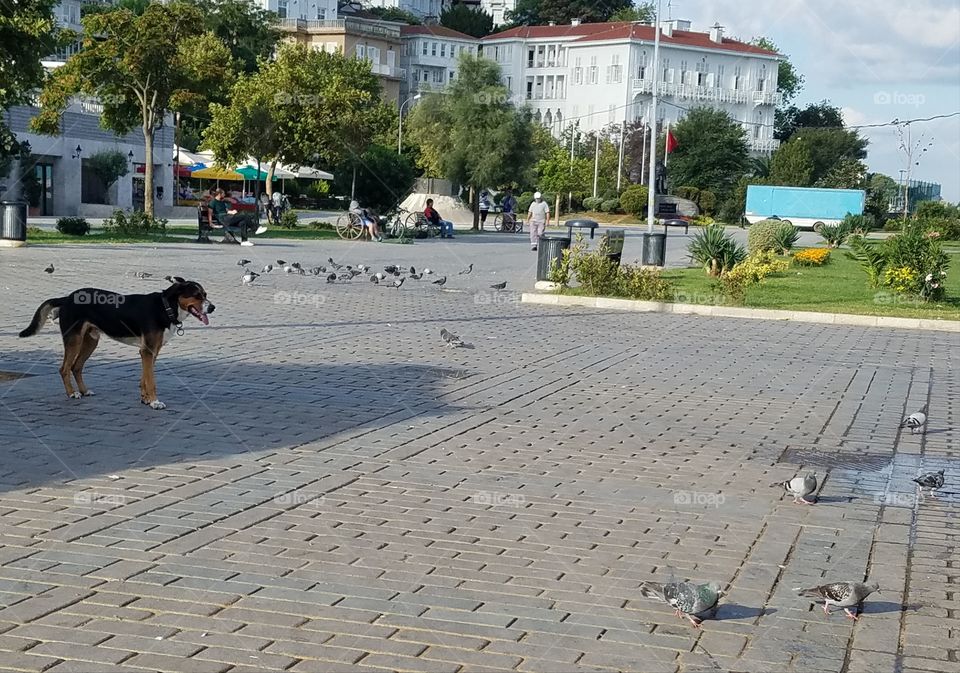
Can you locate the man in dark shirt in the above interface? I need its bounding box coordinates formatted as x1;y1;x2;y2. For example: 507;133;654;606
208;189;266;246
423;199;454;239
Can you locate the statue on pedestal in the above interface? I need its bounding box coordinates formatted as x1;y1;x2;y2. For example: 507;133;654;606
655;160;667;196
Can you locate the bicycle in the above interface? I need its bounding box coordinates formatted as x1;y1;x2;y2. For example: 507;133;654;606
494;212;523;233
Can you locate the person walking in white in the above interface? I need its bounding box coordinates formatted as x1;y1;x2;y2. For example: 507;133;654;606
526;191;550;251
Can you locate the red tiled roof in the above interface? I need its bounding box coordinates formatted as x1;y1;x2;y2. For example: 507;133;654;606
484;21;779;57
401;25;479;41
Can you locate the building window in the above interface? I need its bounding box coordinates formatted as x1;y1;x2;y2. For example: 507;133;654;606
431;42;437;56
423;71;429;82
756;64;766;91
536;46;545;68
734;66;743;90
528;48;535;67
588;56;598;84
716;64;725;88
441;43;446;58
662;58;672;83
526;77;534;100
422;40;428;56
433;70;444;84
556;75;564;99
696;59;708;86
356;44;365;60
607;54;623;84
680;60;688;84
573;57;583;85
277;0;287;19
754;111;763;138
547;45;556;67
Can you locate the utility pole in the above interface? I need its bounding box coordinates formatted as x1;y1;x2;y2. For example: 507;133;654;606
645;0;663;233
616;118;626;192
593;132;600;199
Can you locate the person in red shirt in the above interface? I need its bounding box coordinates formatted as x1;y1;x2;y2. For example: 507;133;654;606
424;199;455;239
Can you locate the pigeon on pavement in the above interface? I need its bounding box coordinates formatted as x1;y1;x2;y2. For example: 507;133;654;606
134;271;153;279
391;277;405;289
440;328;463;347
310;266;322;276
639;581;725;628
795;581;879;620
370;275;380;284
283;265;294;274
261;264;273;274
44;264;54;274
771;473;818;505
276;259;286;265
326;273;337;283
490;281;507;290
291;262;302;270
900;405;928;434
374;272;386;281
423;268;433;275
458;263;473;275
409;272;423;280
384;265;398;274
432;276;447;287
913;470;945;498
349;268;362;278
241;270;259;285
409;266;416;275
328;258;342;271
237;259;251;266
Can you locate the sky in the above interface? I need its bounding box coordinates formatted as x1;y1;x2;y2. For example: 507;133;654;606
663;0;960;201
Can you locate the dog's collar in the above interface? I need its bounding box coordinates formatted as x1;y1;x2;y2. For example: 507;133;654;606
161;295;185;336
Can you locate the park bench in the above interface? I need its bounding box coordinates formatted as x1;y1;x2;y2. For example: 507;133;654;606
662;218;689;234
196;204;254;244
600;229;626;265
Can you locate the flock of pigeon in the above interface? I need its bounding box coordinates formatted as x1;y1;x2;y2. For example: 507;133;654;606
643;403;943;629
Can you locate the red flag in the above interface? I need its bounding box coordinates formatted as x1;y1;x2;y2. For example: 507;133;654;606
665;129;678;154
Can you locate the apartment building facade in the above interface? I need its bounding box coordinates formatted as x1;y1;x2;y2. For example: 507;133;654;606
399;25;479;101
256;0;338;20
362;0;447;21
460;0;515;26
481;19;783;153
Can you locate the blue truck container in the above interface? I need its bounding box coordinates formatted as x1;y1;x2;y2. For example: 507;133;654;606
745;185;865;229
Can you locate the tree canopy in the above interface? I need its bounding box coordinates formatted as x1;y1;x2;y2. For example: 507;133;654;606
791;127;868;186
0;0;62;166
441;2;494;38
609;3;654;22
506;0;633;27
768;139;813;186
750;37;803;105
32;2;233;216
667;107;750;197
775;100;843;142
192;0;280;75
366;6;422;25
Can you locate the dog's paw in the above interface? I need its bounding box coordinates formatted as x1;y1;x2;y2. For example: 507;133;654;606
82;390;95;397
69;392;82;399
148;400;166;410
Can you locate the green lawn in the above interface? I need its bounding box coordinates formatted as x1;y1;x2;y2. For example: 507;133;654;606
661;252;960;321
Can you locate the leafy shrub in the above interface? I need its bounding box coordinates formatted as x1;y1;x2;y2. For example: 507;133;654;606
517;191;535;214
601;188;619;201
87;150;129;191
599;198;621;213
691;215;714;227
307;220;334;230
920;216;960;240
674;185;700;202
718;251;789;304
279;210;299;228
883;218;904;232
814;218;853;248
55;216;90;236
559;237;673;300
571;237;620;295
844;213;875;234
581;196;603;212
101;210;167;236
616;265;673;300
793;248;831;266
915;200;959;220
884;266;919;295
882;223;950;301
549;236;585;286
619;185;649;217
845;236;887;288
748;219;784;253
697;189;717;215
688;224;746;277
772;222;800;253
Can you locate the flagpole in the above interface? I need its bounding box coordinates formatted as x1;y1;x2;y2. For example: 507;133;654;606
592;132;600;199
645;0;662;233
616;118;626;191
639;119;647;186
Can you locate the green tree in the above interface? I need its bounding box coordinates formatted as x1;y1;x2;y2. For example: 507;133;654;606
87;150;130;197
367;6;422;24
792;127;868;186
537;146;591;222
775;100;843;142
609;3;654;22
864;173;898;223
333;144;417;214
81;0;149;17
203;43;394;198
406;54;536;229
768;139;813;186
441;2;494;38
193;0;280;75
32;2;232;216
506;0;633;26
667;107;750;197
0;0;62;169
816;157;867;189
750;37;803;105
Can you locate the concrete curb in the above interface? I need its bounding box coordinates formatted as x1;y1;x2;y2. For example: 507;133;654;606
521;292;960;333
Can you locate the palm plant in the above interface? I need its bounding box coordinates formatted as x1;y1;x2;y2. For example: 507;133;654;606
688;224;746;277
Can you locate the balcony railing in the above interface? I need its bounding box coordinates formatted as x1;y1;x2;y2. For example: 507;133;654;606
749;138;780;153
279;18;401;39
752;90;782;106
371;63;406;79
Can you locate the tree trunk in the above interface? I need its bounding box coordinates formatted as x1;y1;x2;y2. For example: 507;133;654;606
265;159;277;199
351;165;357;200
555;193;561;227
470;185;478;230
143;124;154;218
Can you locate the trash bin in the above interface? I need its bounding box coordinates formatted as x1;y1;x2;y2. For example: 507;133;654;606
536;234;571;281
641;231;667;267
0;201;28;248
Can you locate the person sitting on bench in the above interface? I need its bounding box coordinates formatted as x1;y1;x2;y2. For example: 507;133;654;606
424;199;454;239
207;189;266;246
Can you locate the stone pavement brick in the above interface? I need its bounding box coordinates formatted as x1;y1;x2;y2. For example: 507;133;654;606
354;654;461;673
192;646;298;669
0;652;66;672
25;642;135;665
122;653;231;673
2;587;95;623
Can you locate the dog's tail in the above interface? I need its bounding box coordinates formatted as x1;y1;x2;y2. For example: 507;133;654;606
19;297;66;338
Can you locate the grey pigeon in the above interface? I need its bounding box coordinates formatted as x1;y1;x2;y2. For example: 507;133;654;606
370;275;380;284
490;281;507;290
458;263;473;275
409;266;416;275
283;265;294;274
440;328;463;347
241;270;259;285
432;276;447;287
326;273;337;283
771;473;817;505
338;272;352;281
164;276;185;284
238;259;251;266
134;271;152;279
358;264;368;272
795;581;879;620
44;264;54;274
639;581;724;628
291;262;302;270
391;277;405;289
276;259;286;265
310;266;322;276
375;272;386;281
900;404;928;434
349;268;362;278
261;264;273;273
327;257;341;270
423;268;433;275
409;272;423;280
384;265;398;274
913;470;945;498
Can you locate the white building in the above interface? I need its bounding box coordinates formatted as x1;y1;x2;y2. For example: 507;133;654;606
459;0;515;26
0;1;174;217
362;0;447;21
256;0;338;20
399;25;479;101
481;19;783;153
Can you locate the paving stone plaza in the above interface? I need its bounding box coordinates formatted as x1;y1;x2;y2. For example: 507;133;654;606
0;234;956;673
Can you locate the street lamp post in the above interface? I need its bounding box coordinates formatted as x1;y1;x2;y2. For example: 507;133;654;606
645;0;662;233
398;94;422;154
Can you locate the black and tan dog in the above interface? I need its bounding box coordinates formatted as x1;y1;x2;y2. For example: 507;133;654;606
19;277;213;410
